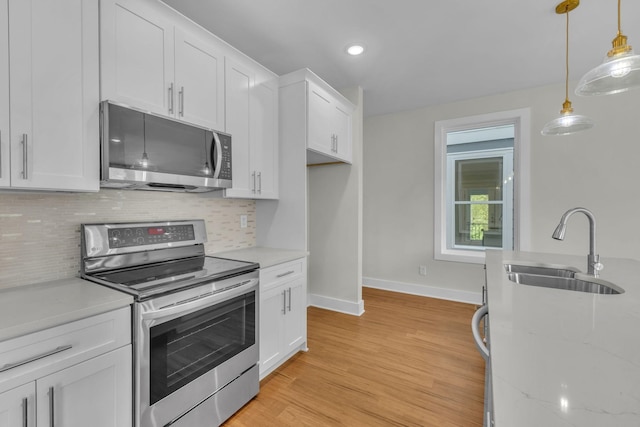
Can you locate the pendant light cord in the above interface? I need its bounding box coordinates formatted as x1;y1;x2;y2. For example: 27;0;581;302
617;0;622;35
565;6;570;103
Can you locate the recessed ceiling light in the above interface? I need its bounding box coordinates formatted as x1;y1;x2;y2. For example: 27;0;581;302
346;44;365;56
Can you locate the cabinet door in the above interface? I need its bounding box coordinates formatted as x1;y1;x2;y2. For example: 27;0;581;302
283;277;306;353
0;383;35;427
251;79;279;199
307;82;333;156
8;0;99;191
100;0;174;116
174;28;225;130
224;58;254;197
259;285;286;377
0;0;9;188
333;102;353;164
36;346;132;427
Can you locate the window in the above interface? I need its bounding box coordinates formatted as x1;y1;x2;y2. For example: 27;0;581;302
434;109;530;263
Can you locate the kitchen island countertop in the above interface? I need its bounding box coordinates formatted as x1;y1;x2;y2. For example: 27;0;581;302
214;246;308;269
485;250;640;426
0;278;133;343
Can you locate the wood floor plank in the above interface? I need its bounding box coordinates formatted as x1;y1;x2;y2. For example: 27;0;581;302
224;287;485;426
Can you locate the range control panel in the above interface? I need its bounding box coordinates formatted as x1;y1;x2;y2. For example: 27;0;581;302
108;224;195;248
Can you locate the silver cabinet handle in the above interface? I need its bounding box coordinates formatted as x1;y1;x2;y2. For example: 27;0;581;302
0;345;73;373
276;270;295;279
22;397;28;427
49;386;55;427
287;287;292;312
168;83;174;114
282;290;287;315
21;134;28;179
472;305;489;361
252;171;256;193
257;171;262;194
0;130;3;178
179;86;184;116
335;135;339;153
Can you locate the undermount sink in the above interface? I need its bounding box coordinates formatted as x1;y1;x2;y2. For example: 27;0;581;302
504;263;624;295
504;263;579;278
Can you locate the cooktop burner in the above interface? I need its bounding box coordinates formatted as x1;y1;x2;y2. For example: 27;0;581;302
91;256;255;289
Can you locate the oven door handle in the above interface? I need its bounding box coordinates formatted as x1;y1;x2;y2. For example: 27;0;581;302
141;278;258;320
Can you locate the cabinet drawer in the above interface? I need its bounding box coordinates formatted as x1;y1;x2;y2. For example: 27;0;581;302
0;307;131;392
260;259;304;290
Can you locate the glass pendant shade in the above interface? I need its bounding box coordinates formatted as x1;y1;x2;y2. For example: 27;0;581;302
576;0;640;96
139;152;149;168
543;1;593;136
575;50;640;96
541;112;594;136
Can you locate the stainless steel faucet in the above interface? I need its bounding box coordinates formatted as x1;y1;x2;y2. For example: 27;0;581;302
552;207;603;276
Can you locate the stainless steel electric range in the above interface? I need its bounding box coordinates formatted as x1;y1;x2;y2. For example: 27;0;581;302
80;219;259;427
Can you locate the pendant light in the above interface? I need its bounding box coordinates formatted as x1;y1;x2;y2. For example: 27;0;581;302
542;0;594;136
575;0;640;96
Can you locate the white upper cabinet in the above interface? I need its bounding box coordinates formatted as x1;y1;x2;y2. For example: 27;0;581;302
280;69;354;165
224;56;279;199
174;28;225;131
0;0;99;191
101;0;225;131
100;0;174;116
0;0;9;188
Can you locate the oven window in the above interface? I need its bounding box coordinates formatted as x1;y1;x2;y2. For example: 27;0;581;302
149;291;256;404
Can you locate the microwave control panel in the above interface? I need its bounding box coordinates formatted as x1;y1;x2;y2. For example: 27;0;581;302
108;224;195;248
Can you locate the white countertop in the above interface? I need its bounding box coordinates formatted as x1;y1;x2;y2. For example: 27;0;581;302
485;250;640;426
213;246;308;269
0;278;133;343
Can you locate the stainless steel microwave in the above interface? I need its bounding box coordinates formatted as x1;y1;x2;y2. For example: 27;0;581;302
100;101;232;192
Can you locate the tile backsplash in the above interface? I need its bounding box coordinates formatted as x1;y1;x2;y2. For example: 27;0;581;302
0;189;256;289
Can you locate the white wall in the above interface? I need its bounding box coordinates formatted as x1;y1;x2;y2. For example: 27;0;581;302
308;86;364;315
363;82;640;303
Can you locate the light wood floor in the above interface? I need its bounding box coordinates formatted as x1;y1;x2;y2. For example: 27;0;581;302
224;287;485;427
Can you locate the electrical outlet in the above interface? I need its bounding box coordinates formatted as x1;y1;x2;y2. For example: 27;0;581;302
419;265;427;276
240;215;248;228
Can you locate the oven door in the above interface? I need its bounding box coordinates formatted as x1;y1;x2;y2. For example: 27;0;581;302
135;273;259;427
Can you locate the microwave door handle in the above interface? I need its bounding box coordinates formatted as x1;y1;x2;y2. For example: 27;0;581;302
212;132;222;180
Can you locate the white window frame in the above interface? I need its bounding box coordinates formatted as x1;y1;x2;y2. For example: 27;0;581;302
434;108;531;264
446;148;513;251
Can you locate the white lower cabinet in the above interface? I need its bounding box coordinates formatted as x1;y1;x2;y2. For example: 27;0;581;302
0;383;34;427
36;346;131;427
259;259;307;379
0;308;132;427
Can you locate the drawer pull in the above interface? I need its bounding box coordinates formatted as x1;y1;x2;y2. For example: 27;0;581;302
0;345;73;373
276;270;295;278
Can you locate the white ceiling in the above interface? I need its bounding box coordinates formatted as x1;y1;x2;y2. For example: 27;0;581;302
162;0;640;117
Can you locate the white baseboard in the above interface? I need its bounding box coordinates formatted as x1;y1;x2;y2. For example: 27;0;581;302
308;293;365;316
363;277;482;305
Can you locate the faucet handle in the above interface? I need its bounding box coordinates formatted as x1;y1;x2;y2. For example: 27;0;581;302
593;262;604;272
